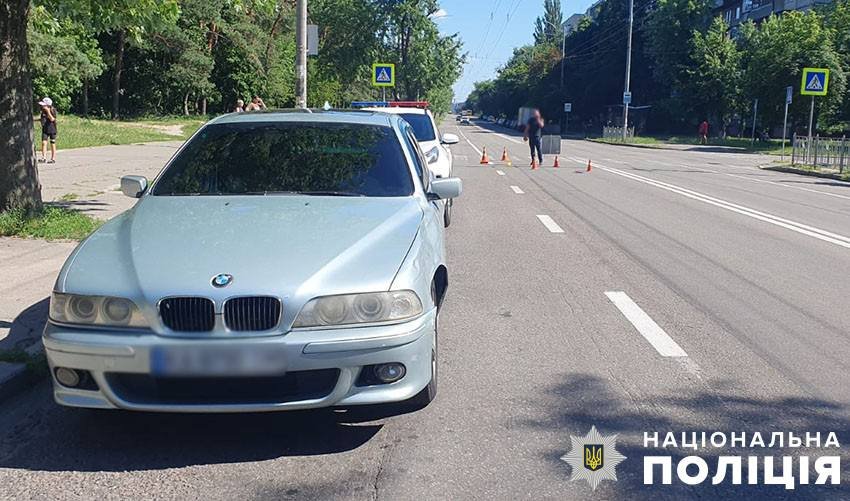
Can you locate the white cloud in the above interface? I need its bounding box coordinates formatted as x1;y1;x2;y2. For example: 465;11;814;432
430;8;448;20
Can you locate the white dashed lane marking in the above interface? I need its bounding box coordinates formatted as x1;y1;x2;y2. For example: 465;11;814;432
605;291;688;358
510;185;524;194
536;215;564;233
496;170;505;176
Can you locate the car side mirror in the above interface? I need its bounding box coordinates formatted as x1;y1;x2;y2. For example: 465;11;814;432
121;175;148;198
441;133;459;145
427;177;462;200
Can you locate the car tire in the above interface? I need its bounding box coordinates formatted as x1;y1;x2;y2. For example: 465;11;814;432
443;200;452;228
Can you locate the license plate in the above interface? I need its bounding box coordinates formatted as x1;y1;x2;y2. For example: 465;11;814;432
150;345;287;377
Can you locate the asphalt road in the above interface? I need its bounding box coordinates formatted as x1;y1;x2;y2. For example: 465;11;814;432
1;120;849;500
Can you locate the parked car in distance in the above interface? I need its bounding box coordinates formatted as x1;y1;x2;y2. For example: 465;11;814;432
361;101;458;227
44;109;462;414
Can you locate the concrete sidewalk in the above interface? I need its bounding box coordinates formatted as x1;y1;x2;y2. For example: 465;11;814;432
1;141;184;397
40;141;182;220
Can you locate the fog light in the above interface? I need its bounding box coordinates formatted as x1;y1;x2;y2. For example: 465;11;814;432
54;367;81;388
374;363;406;383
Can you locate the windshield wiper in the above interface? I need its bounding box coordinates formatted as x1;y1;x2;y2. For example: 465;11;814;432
298;191;364;197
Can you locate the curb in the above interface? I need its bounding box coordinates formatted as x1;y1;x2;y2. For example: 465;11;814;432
760;165;849;182
586;138;668;151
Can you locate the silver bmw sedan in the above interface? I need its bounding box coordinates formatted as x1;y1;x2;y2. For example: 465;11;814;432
43;110;461;413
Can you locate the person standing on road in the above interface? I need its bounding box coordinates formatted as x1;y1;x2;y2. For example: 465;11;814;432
523;108;544;166
698;119;709;145
38;97;58;164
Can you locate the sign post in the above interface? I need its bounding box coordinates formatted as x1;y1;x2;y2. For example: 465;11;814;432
563;103;572;137
750;98;758;146
801;67;830;163
372;63;395;102
781;86;792;160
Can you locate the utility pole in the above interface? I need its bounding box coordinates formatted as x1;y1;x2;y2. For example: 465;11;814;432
750;98;758;145
622;0;634;141
295;0;308;108
560;31;566;90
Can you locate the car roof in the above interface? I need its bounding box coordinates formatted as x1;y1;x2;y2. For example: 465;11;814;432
209;109;396;127
362;107;430;116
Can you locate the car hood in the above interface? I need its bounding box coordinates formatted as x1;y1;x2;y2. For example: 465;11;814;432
59;195;423;323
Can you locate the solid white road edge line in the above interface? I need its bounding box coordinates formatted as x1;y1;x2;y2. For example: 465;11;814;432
471;122;523;144
496;170;506;176
601;166;850;249
456;126;482;157
536;215;564;233
510;185;524;194
722;172;850;201
605;291;688;358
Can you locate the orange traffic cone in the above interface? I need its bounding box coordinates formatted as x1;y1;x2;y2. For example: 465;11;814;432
586;159;592;172
553;156;560;168
480;147;491;165
501;147;508;161
531;157;540;170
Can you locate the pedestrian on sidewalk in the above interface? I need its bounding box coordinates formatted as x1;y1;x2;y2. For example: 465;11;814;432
523;108;544;165
698;119;709;145
38;97;58;164
234;99;245;112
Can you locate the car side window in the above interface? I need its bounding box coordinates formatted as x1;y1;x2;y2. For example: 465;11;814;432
401;126;430;191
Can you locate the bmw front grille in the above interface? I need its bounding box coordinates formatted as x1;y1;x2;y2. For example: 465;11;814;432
158;296;281;332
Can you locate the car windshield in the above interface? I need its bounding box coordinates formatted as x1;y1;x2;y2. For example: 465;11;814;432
152;122;413;197
399;113;437;142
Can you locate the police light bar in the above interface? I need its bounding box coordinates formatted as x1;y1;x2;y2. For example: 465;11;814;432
351;101;388;108
388;101;429;109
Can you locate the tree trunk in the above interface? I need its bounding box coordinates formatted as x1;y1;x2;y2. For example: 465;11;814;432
82;79;89;116
183;91;190;116
200;97;207;116
112;29;125;120
0;0;42;212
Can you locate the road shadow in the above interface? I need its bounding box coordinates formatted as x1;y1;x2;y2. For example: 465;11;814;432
522;373;849;500
0;383;391;472
777;180;850;189
0;298;48;352
48;200;111;213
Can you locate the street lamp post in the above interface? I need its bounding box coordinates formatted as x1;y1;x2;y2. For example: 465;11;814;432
622;0;634;141
295;0;308;108
542;19;566;90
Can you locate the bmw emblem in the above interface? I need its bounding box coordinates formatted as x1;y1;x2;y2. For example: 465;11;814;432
211;273;233;288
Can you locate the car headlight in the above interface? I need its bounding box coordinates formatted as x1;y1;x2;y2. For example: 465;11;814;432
49;292;148;328
425;146;439;164
293;291;423;328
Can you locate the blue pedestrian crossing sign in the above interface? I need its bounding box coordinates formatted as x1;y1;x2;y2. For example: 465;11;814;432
372;63;395;87
801;68;829;96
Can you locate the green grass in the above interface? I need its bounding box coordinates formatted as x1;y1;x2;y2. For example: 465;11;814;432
592;135;787;155
34;115;206;150
0;206;102;240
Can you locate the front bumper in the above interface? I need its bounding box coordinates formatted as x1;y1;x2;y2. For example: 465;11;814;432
43;310;436;413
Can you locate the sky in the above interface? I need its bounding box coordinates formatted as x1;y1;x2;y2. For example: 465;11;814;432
435;0;598;102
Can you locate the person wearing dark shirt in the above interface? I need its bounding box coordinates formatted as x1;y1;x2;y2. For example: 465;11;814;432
698;120;709;145
523;108;544;166
38;97;58;164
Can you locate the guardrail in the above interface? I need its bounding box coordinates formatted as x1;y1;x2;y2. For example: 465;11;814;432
603;126;635;140
791;134;848;173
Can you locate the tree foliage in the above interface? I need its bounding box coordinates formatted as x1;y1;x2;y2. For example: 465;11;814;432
467;0;849;136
